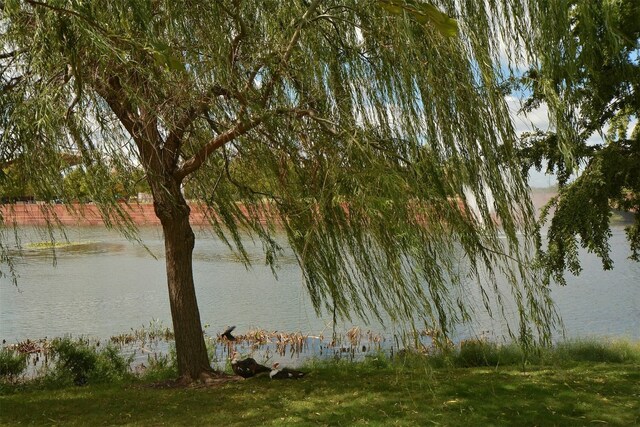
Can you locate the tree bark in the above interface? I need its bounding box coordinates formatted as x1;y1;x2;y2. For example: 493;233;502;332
153;179;212;382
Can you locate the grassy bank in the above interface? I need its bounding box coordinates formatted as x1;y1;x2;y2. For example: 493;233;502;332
1;340;639;426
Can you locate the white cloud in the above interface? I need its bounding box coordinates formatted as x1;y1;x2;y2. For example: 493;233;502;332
505;95;550;134
504;95;557;188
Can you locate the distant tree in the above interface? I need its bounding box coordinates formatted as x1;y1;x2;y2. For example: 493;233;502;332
516;0;640;284
1;160;34;201
1;0;558;383
62;164;149;202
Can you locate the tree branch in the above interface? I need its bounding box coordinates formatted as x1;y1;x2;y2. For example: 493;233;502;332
219;0;248;69
174;103;344;181
175;116;265;181
221;145;281;202
163;84;239;170
291;108;340;135
95;76;159;172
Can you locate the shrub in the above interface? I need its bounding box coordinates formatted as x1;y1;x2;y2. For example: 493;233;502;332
50;338;98;386
46;337;133;386
0;349;27;380
93;345;135;383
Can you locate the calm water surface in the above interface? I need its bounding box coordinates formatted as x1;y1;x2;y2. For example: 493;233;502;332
1;225;638;343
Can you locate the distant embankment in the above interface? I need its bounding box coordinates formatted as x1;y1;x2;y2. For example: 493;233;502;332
1;190;559;227
0;203;212;226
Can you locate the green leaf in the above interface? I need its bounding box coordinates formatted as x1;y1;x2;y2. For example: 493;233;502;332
412;3;459;37
377;0;458;37
149;41;185;72
377;1;404;15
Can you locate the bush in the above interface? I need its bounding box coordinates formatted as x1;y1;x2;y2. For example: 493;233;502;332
50;338;98;386
46;337;133;386
93;345;135;383
0;349;27;380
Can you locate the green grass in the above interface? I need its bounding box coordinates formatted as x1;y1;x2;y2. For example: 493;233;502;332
2;345;639;426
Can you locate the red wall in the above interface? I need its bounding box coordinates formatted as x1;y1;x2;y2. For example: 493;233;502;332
0;202;276;227
2;203;182;226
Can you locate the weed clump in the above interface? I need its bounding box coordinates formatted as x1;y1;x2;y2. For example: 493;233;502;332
454;340;526;367
393;338;640;370
138;351;178;383
541;339;640;365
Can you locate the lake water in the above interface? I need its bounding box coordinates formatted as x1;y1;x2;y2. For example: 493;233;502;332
1;225;638;345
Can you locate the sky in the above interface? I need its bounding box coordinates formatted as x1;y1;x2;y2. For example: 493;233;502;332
507;93;638;189
505;95;558;188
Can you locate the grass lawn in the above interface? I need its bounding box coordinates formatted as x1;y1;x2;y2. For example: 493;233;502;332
2;360;639;426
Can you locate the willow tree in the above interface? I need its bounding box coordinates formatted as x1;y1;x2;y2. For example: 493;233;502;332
1;0;557;383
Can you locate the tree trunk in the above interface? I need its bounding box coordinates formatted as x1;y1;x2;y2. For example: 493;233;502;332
153;182;212;382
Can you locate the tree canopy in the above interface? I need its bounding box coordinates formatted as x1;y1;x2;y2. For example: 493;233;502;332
516;0;639;284
1;0;563;381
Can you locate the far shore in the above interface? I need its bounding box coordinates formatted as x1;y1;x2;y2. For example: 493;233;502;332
1;189;559;227
0;201;273;227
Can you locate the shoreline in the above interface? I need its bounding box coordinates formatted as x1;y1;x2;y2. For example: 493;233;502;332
0;202;272;227
1;202;163;226
1;190;559;227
